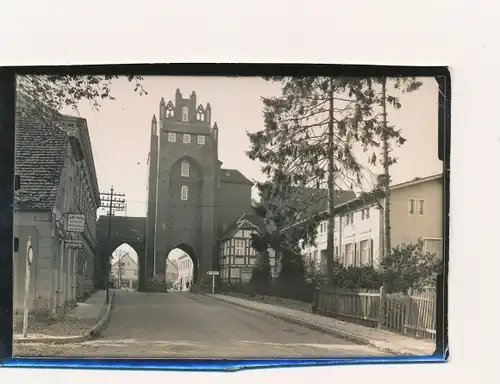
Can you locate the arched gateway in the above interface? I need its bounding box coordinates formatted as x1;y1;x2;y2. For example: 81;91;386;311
96;89;254;293
95;216;147;291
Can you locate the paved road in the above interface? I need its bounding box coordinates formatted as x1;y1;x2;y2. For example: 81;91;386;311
15;290;387;358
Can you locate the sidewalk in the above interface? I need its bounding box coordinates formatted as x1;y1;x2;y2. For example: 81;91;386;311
222;292;312;312
13;290;114;344
208;294;436;356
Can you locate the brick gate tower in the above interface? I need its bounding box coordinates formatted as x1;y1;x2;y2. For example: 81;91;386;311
145;89;220;290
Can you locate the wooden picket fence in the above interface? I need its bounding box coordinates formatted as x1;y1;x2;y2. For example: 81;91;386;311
313;286;436;340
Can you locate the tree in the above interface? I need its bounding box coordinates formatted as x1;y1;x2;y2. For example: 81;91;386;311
247;76;394;286
360;77;423;256
16;75;147;123
380;238;441;293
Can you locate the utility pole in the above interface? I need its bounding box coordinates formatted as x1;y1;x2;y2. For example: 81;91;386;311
100;186;125;304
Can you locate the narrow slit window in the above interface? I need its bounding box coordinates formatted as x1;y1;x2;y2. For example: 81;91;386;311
181;160;190;177
181;186;188;201
182;106;189;122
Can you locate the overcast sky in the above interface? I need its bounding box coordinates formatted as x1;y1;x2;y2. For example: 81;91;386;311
64;76;442;262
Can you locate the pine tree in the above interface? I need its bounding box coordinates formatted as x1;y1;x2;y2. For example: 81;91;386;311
247;76;390;286
359;77;423;256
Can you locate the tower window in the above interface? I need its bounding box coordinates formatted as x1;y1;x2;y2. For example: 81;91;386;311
197;135;205;145
183;134;191;144
168;132;176;142
182;106;189;122
181;186;188;201
181;160;190;177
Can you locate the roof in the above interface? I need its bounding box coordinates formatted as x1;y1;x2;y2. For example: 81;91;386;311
219;168;253;185
301;173;445;217
391;173;443;191
111;252;137;267
287;187;356;215
263;186;356;219
14;110;70;211
219;212;267;240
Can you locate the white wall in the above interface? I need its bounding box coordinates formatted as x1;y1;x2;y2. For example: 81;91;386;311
300;203;382;268
13;212;57;315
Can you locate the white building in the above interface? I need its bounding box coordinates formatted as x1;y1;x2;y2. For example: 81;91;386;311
301;173;444;269
110;252;138;289
166;258;179;287
173;253;194;290
14;110;100;318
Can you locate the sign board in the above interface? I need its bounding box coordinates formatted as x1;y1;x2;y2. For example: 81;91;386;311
65;239;83;249
207;270;220;276
66;214;85;232
34;216;50;222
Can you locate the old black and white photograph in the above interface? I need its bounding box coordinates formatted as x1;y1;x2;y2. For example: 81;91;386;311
12;74;445;359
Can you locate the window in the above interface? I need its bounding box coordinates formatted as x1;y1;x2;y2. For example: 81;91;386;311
168;132;176;142
181;186;188;201
345;243;353;266
197;135;205;145
235;240;245;255
408;199;416;214
345;215;350;225
183;134;191;143
181;160;190;177
418;199;424;215
182;106;189;122
360;240;370;265
361;208;370;220
350;213;354;223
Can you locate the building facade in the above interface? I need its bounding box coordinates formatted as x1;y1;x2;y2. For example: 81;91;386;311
172;253;194;291
14;110;100;317
218;213;278;284
301;173;444;269
111;252;138;289
165;258;179;288
145;90;253;290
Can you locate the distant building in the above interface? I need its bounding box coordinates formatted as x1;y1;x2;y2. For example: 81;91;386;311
165;258;179;287
218;212;278;284
111;252;138;289
259;186;356;277
13;109;100;317
301;173;444;269
173;253;195;290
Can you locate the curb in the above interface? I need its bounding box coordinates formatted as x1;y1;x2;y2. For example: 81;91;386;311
203;293;418;356
14;291;115;345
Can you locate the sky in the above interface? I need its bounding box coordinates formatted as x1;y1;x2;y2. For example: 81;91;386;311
65;76;443;263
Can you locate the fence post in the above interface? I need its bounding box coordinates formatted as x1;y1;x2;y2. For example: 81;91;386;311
311;286;319;314
403;287;413;335
377;285;385;329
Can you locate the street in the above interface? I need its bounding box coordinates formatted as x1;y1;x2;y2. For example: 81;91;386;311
14;290;387;358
